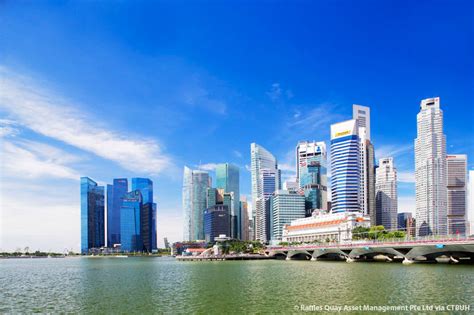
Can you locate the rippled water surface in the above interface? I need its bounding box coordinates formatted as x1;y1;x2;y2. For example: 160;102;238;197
1;257;473;313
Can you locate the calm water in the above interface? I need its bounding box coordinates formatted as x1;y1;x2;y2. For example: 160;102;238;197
1;257;473;313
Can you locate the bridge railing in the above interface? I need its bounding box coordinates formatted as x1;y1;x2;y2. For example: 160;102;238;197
268;235;474;251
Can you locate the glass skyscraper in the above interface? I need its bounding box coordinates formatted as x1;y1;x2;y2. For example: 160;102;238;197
296;141;328;215
203;204;230;243
215;163;241;239
120;190;143;252
251;143;280;242
131;178;156;250
270;190;306;241
81;177;105;254
106;178;128;247
330;119;361;213
182;167;210;241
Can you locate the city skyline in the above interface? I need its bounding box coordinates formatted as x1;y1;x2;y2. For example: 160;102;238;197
1;1;473;251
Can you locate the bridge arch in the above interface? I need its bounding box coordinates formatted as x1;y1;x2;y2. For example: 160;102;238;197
405;244;474;261
287;250;312;260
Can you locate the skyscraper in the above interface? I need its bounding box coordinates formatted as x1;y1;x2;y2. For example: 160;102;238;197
469;170;474;235
256;168;279;242
120;190;142;252
240;196;250;241
182;167;210;241
415;97;447;236
375;157;398;230
270;190;306;241
296;141;328;215
203;204;230;242
330;119;361;213
215;163;241;239
132;178;156;250
80;177;105;254
106;178;128;247
446;155;467;235
353;105;375;223
251;143;280;242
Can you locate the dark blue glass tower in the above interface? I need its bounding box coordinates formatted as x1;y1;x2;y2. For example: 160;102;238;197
120;190;143;252
81;177;105;254
204;205;230;243
131;178;157;251
107;178;128;247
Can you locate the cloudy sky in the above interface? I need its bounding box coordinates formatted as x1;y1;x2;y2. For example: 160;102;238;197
1;1;473;251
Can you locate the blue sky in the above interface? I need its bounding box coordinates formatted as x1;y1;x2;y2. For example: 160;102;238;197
1;1;473;251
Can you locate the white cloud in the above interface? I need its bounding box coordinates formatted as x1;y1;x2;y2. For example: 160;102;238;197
1;140;80;180
398;171;415;183
287;103;344;134
267;83;282;101
278;162;296;173
398;196;415;214
198;163;218;171
0;66;173;176
375;144;413;161
0;119;20;137
233;150;243;158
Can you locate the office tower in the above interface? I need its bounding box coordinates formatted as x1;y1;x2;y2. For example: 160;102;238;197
397;212;415;236
415;97;447;236
182;167;210;241
240;197;250;241
216;163;241;239
132;178;156;250
330;120;361;213
203;204;230;242
468;170;474;235
446;155;467;235
80;177;105;254
120;190;142;252
256;168;279;242
283;180;298;192
270;190;305;241
251;143;280;242
375;157;398;230
164;237;170;249
296;141;328;215
106;178;128;247
353;105;375;223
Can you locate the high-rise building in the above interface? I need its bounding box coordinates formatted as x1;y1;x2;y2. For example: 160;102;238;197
164;237;170;249
468;170;474;235
256;168;279;242
203;204;230;243
120;190;142;252
397;212;415;236
132;178;156;250
283;180;298;192
182;167;210;241
106;178;128;247
446;155;467;235
353;105;375;223
251;143;280;242
81;177;105;254
415;97;447;236
215;163;241;239
296;141;328;215
240;196;250;241
330;120;361;213
270;190;306;242
375;157;398;230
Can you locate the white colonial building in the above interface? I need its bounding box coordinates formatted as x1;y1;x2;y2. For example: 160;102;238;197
282;212;371;244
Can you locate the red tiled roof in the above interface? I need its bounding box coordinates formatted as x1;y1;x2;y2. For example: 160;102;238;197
286;219;345;231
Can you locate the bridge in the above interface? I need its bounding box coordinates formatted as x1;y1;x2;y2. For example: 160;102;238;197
266;237;474;264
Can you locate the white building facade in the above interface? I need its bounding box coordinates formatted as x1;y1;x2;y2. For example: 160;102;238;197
414;97;447;236
250;143;280;242
282;212;371;243
375;157;398;230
